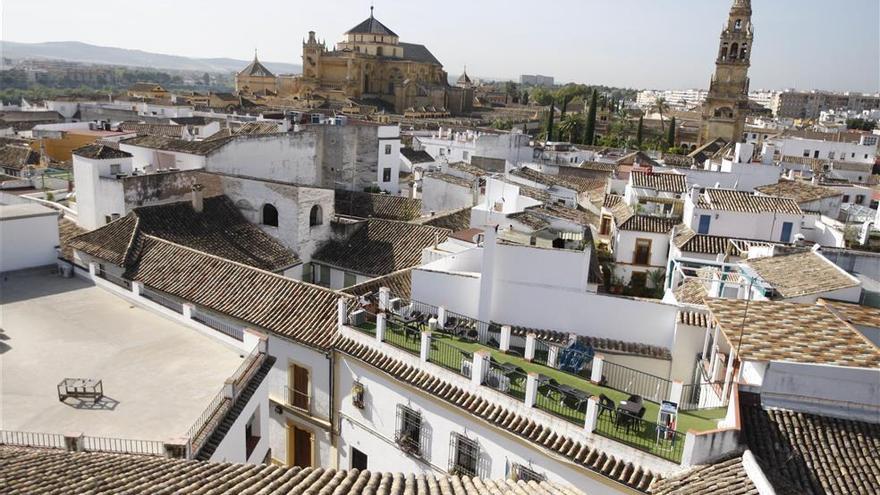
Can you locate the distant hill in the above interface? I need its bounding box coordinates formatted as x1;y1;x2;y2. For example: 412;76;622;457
0;41;301;75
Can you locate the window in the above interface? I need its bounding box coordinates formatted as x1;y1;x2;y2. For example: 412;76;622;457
382;168;392;182
599;216;612;236
843;194;851;203
262;203;279;227
633;239;652;265
109;164;121;175
462;151;469;161
439;148;445;156
395;404;424;456
698;214;711;234
828;151;835;159
512;464;546;483
384;144;392;155
449;433;479;477
856;194;865;204
780;222;793;243
813;150;820;158
288;364;310;412
803;150;811;158
344;272;357;287
309;204;323;227
351;448;368;470
245;407;261;460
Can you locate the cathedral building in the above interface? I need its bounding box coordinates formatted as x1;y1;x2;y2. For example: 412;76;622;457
236;9;473;115
699;0;753;145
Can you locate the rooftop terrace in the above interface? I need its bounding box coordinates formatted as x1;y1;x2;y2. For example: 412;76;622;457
0;268;244;442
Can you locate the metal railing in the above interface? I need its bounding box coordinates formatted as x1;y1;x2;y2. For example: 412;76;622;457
679;381;727;411
279;385;311;413
427;338;472;378
534;381;588;425
532;339;551;366
602;361;671;404
594;404;684;463
231;347;264;398
383;319;421;356
186;388;231;457
0;430;65;449
97;269;131;290
141;287;183;314
83;436;164;456
192;307;244;341
484;361;526;401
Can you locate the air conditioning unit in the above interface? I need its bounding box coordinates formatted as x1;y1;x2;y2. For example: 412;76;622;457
388;297;402;311
349;309;366;326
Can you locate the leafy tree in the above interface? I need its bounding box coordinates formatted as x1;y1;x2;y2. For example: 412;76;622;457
847;118;877;131
521;90;529;105
584;89;598;145
559;114;584;143
666;116;677;151
636;114;644;147
530;86;554;106
652;96;670;134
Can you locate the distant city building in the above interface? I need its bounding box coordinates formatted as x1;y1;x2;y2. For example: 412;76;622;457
636;89;708;110
772;90;880;119
699;0;754;145
519;74;555;87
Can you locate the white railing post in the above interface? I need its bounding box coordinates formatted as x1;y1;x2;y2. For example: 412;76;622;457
590;354;605;384
499;325;511;352
437;306;446;327
524;372;538;408
164;437;189;459
584;396;599;434
378;287;391;312
375;313;386;342
63;432;84;452
547;345;559;368
131;280;143;297
420;329;431;363
721;352;736;404
471;350;490;387
337;298;347;330
524;333;536;361
669;380;684;405
88;262;97;279
182;303;194;320
223;378;235;401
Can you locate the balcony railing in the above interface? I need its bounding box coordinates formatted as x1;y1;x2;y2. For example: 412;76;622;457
82;436;164;456
141;287;183;314
602;361;671;404
278;385;311;413
96;269;131;290
594;403;684;463
0;430;65;449
192;307;244;341
427;338;472;379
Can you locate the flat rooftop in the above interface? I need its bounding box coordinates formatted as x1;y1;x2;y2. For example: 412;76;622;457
0;268;244;441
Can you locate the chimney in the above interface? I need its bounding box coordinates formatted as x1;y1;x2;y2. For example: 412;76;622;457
191;184;204;213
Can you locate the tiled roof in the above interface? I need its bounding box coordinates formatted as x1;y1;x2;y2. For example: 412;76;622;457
603;194;634;226
697;189;802;215
346;14;398;36
418;207;473;231
741;396;880;495
343;268;413;298
334;337;657;491
0;447;583;495
580;161;617;173
706;299;880;367
672;227;730;255
70;195;299;272
515;182;552;203
335;190;423;221
630;171;687;194
313;219;450;277
673;279;708;306
127;236;344;349
232;121;283;135
649;455;757;495
400;148;434;164
57;216;86;262
661;154;695;168
399;43;442;65
128;82;166;92
119;122;184;138
424;172;474;189
818;298;880;328
619;215;678;233
745;251;858;298
508;211;550;230
121;135;233;155
755;179;842;203
510;167;598;193
528;204;598;227
499;324;671;359
238;56;275;78
677;310;709;327
72;143;132;159
0;145;40;170
449;161;487;178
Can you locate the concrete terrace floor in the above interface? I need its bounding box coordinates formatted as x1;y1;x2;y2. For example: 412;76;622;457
0;267;244;442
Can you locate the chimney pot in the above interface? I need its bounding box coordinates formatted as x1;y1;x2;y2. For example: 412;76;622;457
191;184;204;213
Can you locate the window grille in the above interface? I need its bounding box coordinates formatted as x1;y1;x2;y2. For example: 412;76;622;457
395;404;423;457
512;463;546;483
448;433;478;477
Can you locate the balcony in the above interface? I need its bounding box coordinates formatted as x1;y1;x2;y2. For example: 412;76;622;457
350;300;726;464
273;386;311;415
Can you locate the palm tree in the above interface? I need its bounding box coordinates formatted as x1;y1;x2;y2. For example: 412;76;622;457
558;114;583;143
652;97;670;134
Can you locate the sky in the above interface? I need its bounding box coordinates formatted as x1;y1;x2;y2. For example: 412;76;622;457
2;0;878;92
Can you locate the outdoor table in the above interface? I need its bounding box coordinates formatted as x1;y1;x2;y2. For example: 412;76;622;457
498;362;519;375
618;400;642;415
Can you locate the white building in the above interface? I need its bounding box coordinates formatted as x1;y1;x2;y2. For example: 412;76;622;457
414;129;531;169
682;187;803;244
72;144;135;230
0;203;59;272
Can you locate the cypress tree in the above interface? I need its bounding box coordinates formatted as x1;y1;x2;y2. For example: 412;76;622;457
546;103;555;141
666;116;677;151
636;114;644;147
584;89;598;145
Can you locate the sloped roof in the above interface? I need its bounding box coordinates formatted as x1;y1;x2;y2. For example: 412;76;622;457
400;148;434;164
745;251;858;299
0;447;585;495
128;82;166;92
511;167;598;193
334;190;423;221
238;55;275;78
313;219;450;277
818;298;880;329
649;455;758;495
619;215;678;233
417;207;473;232
706;299;880;367
697;189;802;215
119;122;185;138
72;144;132;160
0;145;40;169
672;226;731;255
399;43;442;65
630;171;687;194
69;195;299;272
343;267;413;298
755;179;842;204
346;14;398;36
120;135;233;155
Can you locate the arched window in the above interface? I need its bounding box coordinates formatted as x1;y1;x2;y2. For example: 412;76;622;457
720;44;729;60
309;204;323;227
262;203;278;227
729;43;739;60
740;45;748;59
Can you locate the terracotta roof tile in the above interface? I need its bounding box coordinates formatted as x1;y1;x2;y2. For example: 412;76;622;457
755;179;842;203
121;135;233;155
619;215;678;233
818;298;880;329
672;227;730;255
697;189;802;215
745;251;858;298
630;171;687;194
335;190;423;221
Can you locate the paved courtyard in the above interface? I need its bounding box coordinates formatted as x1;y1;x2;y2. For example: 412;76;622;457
0;267;244;441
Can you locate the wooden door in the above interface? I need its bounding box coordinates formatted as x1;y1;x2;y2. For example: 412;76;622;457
287;425;313;468
289;364;310;411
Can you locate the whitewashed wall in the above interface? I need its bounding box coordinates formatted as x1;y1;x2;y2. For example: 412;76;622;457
0;209;59;272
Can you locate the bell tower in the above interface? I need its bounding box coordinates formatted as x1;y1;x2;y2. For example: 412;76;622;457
699;0;753;145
